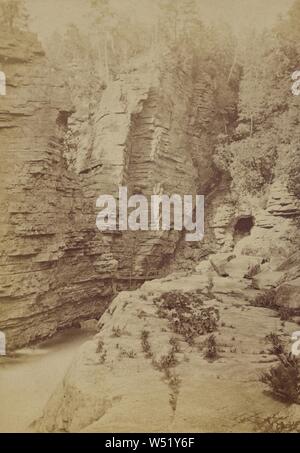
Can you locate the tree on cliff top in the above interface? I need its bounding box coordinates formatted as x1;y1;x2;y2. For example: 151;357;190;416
90;0;153;81
158;0;203;47
215;0;300;196
0;0;28;31
276;0;300;55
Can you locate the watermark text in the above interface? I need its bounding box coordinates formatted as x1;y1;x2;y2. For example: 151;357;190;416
96;187;204;242
0;71;6;96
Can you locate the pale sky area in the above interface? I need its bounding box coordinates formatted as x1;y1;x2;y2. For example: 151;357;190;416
25;0;295;44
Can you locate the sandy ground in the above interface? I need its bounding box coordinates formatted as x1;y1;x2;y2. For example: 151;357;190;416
0;328;92;433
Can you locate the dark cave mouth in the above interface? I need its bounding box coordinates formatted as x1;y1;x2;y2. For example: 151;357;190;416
233;216;254;238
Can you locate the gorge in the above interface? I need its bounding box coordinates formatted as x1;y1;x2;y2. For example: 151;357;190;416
0;0;300;434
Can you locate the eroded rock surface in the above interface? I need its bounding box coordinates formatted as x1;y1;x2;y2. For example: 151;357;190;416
0;29;218;349
37;254;300;433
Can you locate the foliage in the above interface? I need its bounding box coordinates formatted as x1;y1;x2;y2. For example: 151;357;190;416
204;334;219;361
216;133;277;194
260;352;300;404
265;333;285;356
96;338;104;353
141;330;152;358
0;0;28;30
215;2;300;197
260;330;300;404
154;290;219;345
252;290;294;321
111;326;122;337
287;146;300;198
241;412;300;433
252;289;277;309
89;0;240;140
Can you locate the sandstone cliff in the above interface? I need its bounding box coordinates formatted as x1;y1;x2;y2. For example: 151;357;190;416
0;29;104;349
1;1;300;434
0;29;218;350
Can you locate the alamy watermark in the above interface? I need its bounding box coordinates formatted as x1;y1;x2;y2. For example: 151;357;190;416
0;331;6;356
291;331;300;357
291;70;300;96
0;71;6;96
96;187;204;241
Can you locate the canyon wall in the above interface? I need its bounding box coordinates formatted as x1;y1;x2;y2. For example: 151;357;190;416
1;0;300;434
0;29;110;349
1;27;299;354
0;30;216;350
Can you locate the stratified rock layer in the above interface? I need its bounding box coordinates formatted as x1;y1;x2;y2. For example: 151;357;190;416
0;29;112;348
0;31;214;349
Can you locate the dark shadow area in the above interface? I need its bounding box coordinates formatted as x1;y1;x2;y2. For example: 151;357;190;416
234;216;254;240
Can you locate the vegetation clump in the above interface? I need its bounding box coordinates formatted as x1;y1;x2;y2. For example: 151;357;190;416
141;330;153;359
240;413;300;433
154;290;219;345
252;289;277;309
265;333;285;356
204;334;219;361
260;333;300;404
252;290;294;321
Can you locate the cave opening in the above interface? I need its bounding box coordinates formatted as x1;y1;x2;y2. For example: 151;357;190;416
233;216;254;240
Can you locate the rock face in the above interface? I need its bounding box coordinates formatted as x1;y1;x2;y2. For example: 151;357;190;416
0;30;217;350
0;29;105;349
174;172;300;275
1;12;300;434
37;263;300;433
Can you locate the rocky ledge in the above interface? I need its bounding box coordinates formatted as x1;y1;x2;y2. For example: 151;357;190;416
36;251;300;433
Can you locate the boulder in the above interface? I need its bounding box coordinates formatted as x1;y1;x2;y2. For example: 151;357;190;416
276;277;300;313
252;270;285;290
210;253;263;279
224;255;263;279
209;253;236;276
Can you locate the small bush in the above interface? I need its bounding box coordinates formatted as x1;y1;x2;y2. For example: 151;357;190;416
260;352;300;404
204;334;219;361
169;375;181;412
169;337;181;353
265;333;285;356
279;306;292;322
111;326;122;337
253;291;294;322
120;348;136;359
152;348;178;381
141;330;152;358
252;289;277;309
155;351;178;371
99;350;107;363
242;413;300;433
96;339;104;354
96;341;107;364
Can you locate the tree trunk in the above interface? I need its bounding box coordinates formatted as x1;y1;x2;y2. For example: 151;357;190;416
227;52;237;83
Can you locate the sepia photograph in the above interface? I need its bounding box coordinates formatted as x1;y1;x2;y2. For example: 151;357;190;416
0;0;300;436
